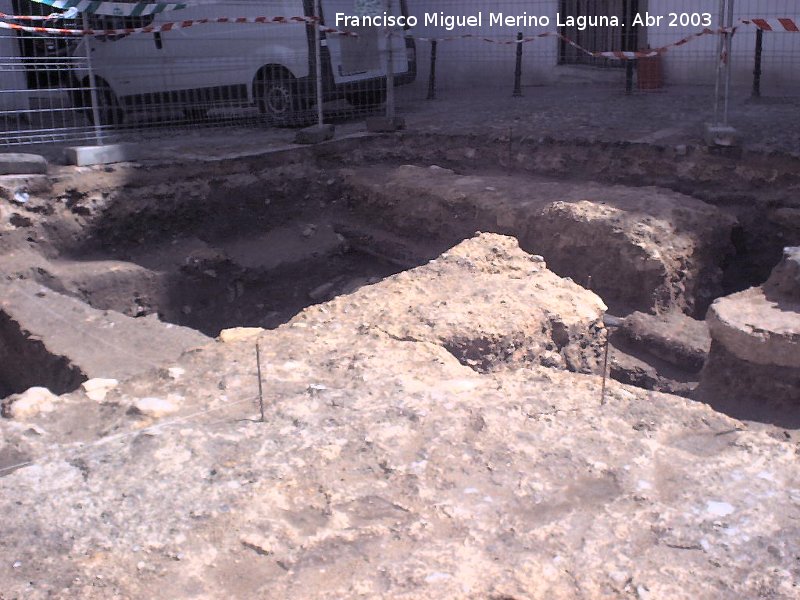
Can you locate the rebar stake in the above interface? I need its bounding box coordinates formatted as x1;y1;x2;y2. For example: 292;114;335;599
508;126;514;168
600;334;610;406
256;342;265;422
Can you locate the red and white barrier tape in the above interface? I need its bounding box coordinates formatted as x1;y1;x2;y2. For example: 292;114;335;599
416;18;797;60
1;12;796;45
0;14;357;36
0;11;70;20
416;27;722;60
563;28;723;59
742;18;799;32
414;32;546;45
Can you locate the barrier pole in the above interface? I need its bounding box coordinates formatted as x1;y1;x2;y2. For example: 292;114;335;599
513;32;523;97
623;1;635;94
426;39;437;100
752;28;763;98
314;0;323;126
625;62;634;94
81;12;103;144
385;0;395;119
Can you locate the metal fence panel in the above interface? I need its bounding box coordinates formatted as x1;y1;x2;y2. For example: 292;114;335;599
0;0;798;148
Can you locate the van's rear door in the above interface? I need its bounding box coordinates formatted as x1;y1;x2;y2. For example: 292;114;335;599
321;0;408;84
158;1;309;98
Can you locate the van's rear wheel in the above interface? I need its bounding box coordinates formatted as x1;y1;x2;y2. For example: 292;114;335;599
255;70;310;127
83;80;125;127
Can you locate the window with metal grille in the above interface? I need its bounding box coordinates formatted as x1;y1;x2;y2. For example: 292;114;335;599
558;0;643;68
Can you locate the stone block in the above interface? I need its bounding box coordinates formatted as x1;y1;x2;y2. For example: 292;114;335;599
294;124;335;145
0;153;47;176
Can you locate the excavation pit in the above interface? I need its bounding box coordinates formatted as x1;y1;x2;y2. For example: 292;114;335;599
0;135;798;413
0;155;466;398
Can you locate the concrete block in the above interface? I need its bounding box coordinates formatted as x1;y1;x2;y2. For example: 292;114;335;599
366;116;406;133
0;153;47;175
294;124;335;145
64;143;141;167
703;124;739;147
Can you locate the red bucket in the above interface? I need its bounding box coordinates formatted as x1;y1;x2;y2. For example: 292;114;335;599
637;54;664;90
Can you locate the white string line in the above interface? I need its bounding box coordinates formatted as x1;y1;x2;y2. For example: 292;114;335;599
0;393;259;476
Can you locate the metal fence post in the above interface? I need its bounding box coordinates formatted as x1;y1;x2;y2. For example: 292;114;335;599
385;0;395;120
81;12;103;145
314;0;324;127
713;0;726;122
723;0;735;125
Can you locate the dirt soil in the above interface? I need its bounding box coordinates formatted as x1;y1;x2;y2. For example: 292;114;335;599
0;279;208;398
1;132;800;599
0;162;410;341
2;233;799;600
698;248;800;426
0;146;742;399
342;164;736;316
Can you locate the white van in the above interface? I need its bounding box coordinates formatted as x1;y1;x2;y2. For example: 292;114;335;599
0;0;31;115
72;0;416;126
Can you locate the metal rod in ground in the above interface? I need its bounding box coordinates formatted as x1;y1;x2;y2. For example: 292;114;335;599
513;32;523;97
256;342;265;422
508;126;514;167
82;13;104;145
314;0;324;127
752;26;763;98
426;40;438;100
600;333;610;405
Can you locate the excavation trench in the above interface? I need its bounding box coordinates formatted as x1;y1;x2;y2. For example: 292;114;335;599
0;136;797;400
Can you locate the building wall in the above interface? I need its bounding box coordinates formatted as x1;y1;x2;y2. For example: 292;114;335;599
405;0;800;92
652;0;800;91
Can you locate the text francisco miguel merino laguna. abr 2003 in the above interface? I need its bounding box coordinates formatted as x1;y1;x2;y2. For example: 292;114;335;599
335;11;713;31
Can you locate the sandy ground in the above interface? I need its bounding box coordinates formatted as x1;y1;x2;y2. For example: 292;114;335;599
0;62;799;599
2;234;799;599
4;81;799;162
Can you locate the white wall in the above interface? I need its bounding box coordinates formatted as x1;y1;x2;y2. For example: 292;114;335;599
406;0;800;92
408;0;559;89
653;0;800;92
